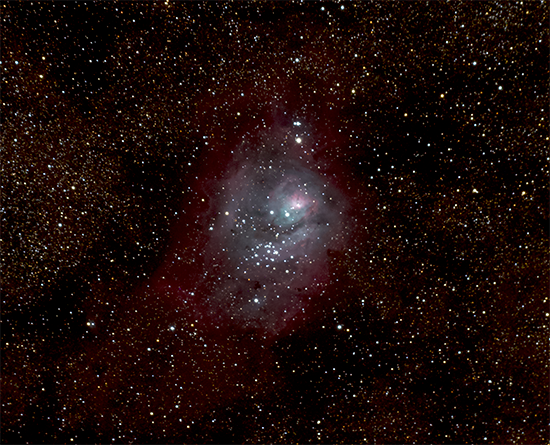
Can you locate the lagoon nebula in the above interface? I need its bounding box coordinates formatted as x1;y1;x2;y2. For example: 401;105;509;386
149;113;351;338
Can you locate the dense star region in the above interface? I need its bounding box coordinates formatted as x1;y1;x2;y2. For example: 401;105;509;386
2;2;549;444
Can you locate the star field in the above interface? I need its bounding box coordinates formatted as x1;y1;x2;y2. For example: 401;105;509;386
2;1;549;444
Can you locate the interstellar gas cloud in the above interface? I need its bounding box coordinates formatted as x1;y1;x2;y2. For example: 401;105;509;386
155;118;350;337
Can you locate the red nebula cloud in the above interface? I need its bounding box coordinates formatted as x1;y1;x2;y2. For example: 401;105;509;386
145;99;357;341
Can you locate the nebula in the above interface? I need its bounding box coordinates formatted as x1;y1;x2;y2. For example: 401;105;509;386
149;112;350;338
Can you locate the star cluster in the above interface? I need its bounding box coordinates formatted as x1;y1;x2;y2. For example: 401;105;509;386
2;1;548;444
